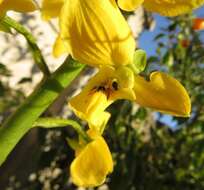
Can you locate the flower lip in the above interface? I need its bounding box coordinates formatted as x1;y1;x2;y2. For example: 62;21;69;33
69;66;136;130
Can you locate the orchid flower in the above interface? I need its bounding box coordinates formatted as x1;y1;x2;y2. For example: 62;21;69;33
55;0;190;131
41;0;191;187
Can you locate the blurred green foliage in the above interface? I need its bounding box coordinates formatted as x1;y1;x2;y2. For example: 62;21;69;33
0;63;25;120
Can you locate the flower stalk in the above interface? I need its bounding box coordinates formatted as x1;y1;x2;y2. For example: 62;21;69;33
1;16;50;76
0;56;85;165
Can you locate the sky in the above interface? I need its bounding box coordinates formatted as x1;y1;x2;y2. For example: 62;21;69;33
139;6;204;56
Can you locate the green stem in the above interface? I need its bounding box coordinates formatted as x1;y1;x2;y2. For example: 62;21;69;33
33;117;91;142
1;16;50;76
0;56;85;165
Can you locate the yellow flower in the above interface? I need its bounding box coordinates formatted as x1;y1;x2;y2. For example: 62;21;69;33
70;129;113;187
45;0;191;125
118;0;204;16
69;65;191;131
56;0;135;67
69;66;136;132
0;0;36;16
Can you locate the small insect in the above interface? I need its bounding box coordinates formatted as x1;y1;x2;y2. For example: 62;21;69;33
90;80;119;99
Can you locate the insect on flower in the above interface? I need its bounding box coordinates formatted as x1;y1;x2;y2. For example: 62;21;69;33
91;80;119;99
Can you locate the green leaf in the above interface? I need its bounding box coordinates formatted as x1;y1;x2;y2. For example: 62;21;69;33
135;108;147;120
33;117;73;128
148;56;159;64
130;49;147;74
33;117;90;142
163;51;174;67
0;56;85;165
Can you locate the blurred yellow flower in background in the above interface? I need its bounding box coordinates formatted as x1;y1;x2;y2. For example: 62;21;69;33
0;0;36;16
118;0;204;16
70;129;113;187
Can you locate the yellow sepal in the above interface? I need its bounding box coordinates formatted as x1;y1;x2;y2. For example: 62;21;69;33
134;72;191;117
59;0;135;67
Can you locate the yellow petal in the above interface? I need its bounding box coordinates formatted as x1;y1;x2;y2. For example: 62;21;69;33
118;0;144;11
88;112;111;134
70;135;113;187
0;0;36;14
69;67;114;128
41;0;64;20
69;90;112;130
116;66;135;89
143;0;204;17
111;88;136;101
134;72;191;117
52;35;68;57
59;0;135;67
